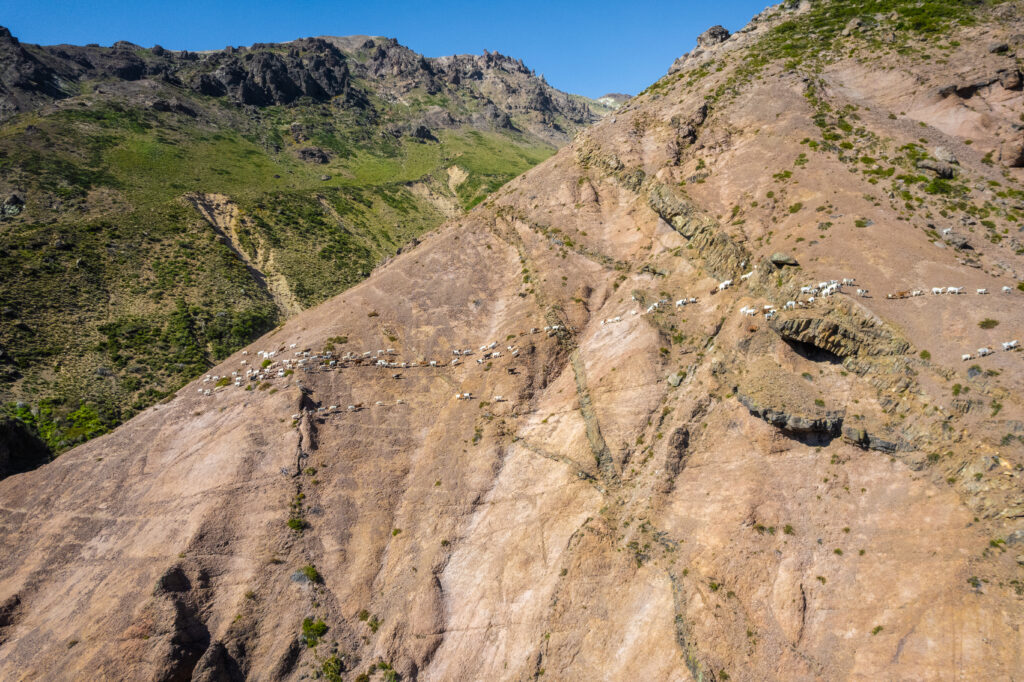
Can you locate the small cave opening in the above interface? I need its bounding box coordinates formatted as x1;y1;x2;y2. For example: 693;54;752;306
783;338;843;365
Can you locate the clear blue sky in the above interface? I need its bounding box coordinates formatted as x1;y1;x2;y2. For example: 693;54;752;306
2;0;771;98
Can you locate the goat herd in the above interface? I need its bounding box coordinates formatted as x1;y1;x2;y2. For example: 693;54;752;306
193;269;1019;406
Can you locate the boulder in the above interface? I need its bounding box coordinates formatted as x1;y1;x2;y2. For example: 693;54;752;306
989;42;1010;54
297;147;330;164
931;146;958;164
841;18;863;37
2;193;23;216
667;372;684;387
946;234;973;250
770;251;799;267
1001;139;1024;168
916;159;956;178
998;68;1023;90
696;26;730;48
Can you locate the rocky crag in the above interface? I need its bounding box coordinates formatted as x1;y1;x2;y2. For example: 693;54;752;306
2;0;1024;679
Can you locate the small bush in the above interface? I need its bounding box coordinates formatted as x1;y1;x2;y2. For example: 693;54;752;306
302;617;328;647
871;625;883;635
300;564;322;583
287;518;307;532
978;318;999;329
919;350;930;360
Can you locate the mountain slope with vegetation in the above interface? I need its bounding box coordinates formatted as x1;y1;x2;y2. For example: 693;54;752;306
0;30;599;453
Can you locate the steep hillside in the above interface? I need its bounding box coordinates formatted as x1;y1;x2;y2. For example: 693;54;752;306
2;0;1024;680
0;30;598;454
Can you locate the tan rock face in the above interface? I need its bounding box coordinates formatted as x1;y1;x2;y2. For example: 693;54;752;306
3;3;1024;680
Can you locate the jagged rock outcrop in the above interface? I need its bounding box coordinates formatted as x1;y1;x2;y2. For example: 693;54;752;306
0;29;598;140
697;25;731;48
841;426;907;453
917;158;957;178
646;183;749;280
769;306;910;360
736;390;844;436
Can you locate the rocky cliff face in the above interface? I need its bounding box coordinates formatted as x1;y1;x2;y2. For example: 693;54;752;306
2;1;1024;680
0;30;597;142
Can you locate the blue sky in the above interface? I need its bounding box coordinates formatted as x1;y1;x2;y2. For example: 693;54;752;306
2;0;771;98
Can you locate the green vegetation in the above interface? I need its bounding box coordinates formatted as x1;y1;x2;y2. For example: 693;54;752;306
321;655;346;682
300;564;322;583
978;318;999;329
301;617;328;647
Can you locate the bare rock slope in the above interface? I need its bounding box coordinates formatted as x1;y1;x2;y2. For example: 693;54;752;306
3;1;1024;679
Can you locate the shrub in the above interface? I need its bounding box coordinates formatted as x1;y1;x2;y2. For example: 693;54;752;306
301;617;328;647
919;350;930;360
287;518;307;532
321;655;345;682
978;318;999;329
871;625;883;635
300;564;322;583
